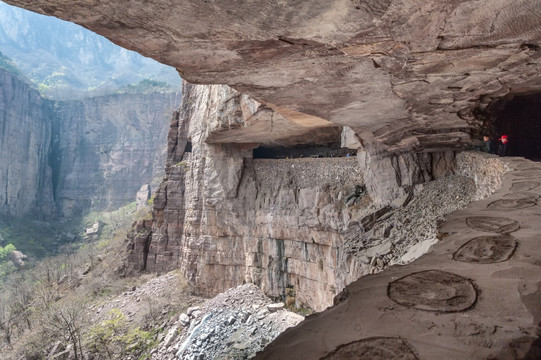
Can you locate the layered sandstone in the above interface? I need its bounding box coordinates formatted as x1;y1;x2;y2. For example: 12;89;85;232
255;156;538;360
5;1;541;355
52;91;180;216
128;84;365;309
126;84;505;311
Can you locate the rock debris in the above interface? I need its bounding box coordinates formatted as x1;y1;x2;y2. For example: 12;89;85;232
342;175;477;275
152;283;303;360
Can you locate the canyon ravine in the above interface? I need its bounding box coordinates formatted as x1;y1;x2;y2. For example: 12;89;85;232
4;1;541;358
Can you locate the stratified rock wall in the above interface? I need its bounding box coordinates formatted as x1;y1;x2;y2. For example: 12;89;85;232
0;69;55;217
15;0;539;312
53;92;180;216
0;68;179;219
128;83;462;311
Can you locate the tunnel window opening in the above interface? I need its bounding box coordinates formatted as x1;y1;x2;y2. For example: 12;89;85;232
253;144;357;159
482;93;541;160
184;141;192;153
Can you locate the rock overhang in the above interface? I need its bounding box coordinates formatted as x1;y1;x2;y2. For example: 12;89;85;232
6;0;541;153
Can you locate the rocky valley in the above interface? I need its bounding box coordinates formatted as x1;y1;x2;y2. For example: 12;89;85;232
0;67;180;219
2;0;541;359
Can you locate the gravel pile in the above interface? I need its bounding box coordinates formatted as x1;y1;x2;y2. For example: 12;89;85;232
343;175;477;273
152;283;303;360
90;272;199;325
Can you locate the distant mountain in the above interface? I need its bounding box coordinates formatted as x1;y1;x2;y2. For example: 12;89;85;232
0;1;181;98
0;49;24;79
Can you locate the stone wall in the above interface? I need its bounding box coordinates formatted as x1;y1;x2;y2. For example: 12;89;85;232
358;149;457;205
128;84;365;310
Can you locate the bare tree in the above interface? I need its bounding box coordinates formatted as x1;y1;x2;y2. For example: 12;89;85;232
39;297;87;360
0;299;15;346
0;274;34;346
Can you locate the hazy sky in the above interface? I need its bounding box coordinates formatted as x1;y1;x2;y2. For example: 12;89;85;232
0;1;180;94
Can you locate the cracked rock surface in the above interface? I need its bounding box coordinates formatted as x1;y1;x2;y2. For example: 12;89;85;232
152;283;303;360
6;0;541;152
340;174;477;277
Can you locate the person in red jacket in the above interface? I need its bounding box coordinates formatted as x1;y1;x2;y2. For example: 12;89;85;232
498;135;510;157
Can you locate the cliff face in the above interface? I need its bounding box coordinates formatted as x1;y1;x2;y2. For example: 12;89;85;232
52;92;179;216
0;69;55;217
5;1;541;355
128;83;466;311
0;68;179;219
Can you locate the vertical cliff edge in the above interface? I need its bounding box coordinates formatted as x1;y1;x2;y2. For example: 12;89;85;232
126;82;505;312
0;68;55;218
0;68;180;219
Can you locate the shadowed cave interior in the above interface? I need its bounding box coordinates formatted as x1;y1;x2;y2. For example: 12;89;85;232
486;92;541;160
253;145;357;159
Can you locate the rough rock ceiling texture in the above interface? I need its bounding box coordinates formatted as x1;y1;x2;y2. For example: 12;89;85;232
7;0;541;153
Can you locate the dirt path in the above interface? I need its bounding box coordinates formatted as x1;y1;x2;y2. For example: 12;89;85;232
255;157;541;359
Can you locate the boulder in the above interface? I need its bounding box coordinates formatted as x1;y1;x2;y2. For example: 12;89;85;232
136;184;151;209
267;303;285;312
9;250;27;268
179;313;190;327
187;306;201;317
84;221;101;237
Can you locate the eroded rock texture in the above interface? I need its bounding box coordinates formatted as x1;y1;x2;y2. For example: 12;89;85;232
0;68;179;218
7;1;541;356
52;91;180;216
9;0;534;312
255;156;541;360
125;83;507;311
129;83;367;310
5;0;541;153
0;69;55;217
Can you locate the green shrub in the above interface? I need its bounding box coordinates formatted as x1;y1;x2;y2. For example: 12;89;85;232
86;309;157;359
86;309;127;357
0;243;16;261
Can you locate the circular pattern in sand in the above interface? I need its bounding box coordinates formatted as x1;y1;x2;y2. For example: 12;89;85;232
487;198;536;210
503;192;540;200
387;270;477;312
466;216;520;233
453;235;517;264
514;170;541;178
320;337;418;360
510;181;540;192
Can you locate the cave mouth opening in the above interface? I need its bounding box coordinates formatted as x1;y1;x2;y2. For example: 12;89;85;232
484;92;541;160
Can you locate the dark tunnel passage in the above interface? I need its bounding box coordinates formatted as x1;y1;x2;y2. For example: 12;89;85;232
484;93;541;160
253;144;357;159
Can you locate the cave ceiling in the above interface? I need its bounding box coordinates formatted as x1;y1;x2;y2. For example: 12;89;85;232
7;0;541;153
